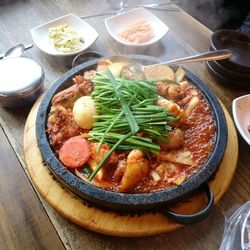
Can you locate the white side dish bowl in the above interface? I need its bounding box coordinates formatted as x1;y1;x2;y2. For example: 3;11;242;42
31;14;98;56
232;94;250;145
105;7;169;47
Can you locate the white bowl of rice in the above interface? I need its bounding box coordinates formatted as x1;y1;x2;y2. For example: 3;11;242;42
105;7;169;47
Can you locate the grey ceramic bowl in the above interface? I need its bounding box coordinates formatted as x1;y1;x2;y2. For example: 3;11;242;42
36;55;227;224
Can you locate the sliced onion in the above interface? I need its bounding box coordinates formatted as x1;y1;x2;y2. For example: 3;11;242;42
75;169;100;187
75;169;89;182
150;170;161;182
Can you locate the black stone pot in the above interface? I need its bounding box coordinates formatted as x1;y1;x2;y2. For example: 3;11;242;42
36;54;228;225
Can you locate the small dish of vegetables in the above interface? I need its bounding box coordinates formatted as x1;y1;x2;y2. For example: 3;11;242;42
31;14;99;56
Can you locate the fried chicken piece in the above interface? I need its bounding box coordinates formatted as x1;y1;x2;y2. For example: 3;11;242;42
47;105;84;152
51;77;94;107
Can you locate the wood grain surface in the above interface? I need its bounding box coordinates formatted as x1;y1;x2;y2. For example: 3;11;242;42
0;0;249;249
23;97;238;237
0;125;64;250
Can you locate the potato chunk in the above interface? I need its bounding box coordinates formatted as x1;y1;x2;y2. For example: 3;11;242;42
72;96;96;129
121;150;150;192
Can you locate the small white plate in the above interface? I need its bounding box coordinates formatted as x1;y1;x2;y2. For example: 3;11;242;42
31;14;98;56
232;94;250;145
105;7;169;47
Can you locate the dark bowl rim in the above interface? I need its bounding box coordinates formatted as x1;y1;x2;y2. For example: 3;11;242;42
36;55;228;210
206;61;250;86
207;60;250;82
210;29;250;72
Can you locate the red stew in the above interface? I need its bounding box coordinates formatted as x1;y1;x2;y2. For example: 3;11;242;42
47;61;216;193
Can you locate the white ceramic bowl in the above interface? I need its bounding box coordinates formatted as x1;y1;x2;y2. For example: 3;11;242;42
105;7;169;47
232;94;250;145
31;14;99;56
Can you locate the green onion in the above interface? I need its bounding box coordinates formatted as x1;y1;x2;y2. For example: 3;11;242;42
88;70;178;180
96;109;124;152
107;70;139;134
89;132;133;181
83;166;92;177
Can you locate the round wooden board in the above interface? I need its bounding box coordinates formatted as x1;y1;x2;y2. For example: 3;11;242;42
23;98;238;237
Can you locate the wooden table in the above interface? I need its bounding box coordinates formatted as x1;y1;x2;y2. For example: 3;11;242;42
0;1;249;249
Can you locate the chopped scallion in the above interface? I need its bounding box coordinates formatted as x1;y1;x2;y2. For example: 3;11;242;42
88;70;178;180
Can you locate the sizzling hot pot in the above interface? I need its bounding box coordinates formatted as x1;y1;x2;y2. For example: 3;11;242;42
36;54;227;224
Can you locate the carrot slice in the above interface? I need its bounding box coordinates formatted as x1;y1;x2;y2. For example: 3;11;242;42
59;136;91;168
